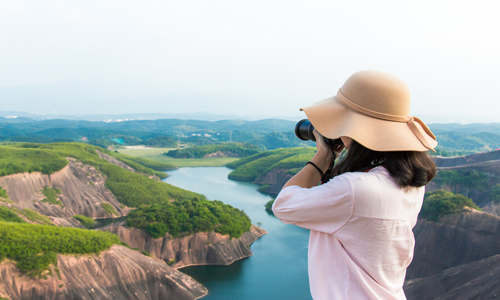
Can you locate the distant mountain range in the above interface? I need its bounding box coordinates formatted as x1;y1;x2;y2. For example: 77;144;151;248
0;114;499;154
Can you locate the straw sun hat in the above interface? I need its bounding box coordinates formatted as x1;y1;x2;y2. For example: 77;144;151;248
300;70;438;152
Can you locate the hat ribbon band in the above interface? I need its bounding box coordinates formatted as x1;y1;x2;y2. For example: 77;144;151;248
337;89;411;122
337;89;437;150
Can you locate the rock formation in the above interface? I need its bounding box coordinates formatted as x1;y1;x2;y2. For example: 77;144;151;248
0;245;207;300
102;222;267;268
0;158;126;226
403;209;500;299
404;254;500;300
407;208;500;279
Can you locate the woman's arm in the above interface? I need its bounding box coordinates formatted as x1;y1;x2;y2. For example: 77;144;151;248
282;130;337;189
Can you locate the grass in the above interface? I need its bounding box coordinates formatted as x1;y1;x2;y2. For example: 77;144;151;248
17;208;53;225
0;206;25;223
41;186;62;206
73;214;95;228
0;221;120;276
101;203;117;216
117;146;238;167
0;145;68;176
0;187;11;203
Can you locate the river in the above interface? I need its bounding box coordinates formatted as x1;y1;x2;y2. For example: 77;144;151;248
163;167;312;300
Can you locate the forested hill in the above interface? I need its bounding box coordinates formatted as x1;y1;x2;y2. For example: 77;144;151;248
1;117;499;154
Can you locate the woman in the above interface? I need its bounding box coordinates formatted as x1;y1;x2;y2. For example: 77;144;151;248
272;70;437;300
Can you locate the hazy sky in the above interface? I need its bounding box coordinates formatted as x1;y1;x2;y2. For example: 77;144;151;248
1;1;499;122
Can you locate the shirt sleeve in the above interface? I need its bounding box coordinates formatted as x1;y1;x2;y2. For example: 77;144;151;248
271;174;354;234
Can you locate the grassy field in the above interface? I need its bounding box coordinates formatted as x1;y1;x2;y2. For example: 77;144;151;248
117;145;238;167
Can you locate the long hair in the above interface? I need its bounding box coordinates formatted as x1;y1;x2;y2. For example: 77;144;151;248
332;140;437;188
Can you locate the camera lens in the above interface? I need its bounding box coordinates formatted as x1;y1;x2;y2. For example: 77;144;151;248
295;119;316;141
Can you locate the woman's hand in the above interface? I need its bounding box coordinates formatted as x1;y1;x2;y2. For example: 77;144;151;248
311;129;334;173
280;129;336;189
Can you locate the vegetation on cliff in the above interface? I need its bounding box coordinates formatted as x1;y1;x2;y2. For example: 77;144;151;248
0;187;9;202
420;190;480;221
41;186;62;206
0;145;68;176
0;206;25;223
73;214;95;228
0;206;52;225
126;198;251;238
0;221;120;276
227;147;316;182
165;142;261;158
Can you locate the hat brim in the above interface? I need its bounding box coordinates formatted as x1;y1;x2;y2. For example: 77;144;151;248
300;96;437;152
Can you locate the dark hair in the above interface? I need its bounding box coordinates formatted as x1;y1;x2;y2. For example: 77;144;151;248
332;140;437;188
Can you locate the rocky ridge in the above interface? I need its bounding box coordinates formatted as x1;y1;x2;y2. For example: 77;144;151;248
0;158;126;226
102;222;266;268
0;245;207;300
403;208;500;299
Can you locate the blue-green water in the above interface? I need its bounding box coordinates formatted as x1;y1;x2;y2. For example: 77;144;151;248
164;167;312;300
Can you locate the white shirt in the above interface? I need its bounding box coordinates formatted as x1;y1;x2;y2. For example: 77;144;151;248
272;166;425;300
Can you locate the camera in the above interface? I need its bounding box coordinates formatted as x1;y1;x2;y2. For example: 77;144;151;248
295;119;343;151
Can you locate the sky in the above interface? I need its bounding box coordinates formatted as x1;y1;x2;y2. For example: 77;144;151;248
1;0;499;122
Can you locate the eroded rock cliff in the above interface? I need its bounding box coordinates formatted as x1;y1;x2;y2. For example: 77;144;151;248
102;222;266;268
404;254;500;300
0;158;127;226
407;208;500;279
0;245;207;300
403;209;500;299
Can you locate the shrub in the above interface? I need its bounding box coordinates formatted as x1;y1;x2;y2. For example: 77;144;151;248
265;199;275;215
0;187;8;198
101;203;118;216
41;186;62;206
420;190;480;221
73;214;95;228
0;206;25;223
17;208;53;225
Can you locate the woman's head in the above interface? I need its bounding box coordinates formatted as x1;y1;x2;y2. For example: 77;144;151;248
333;138;436;188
